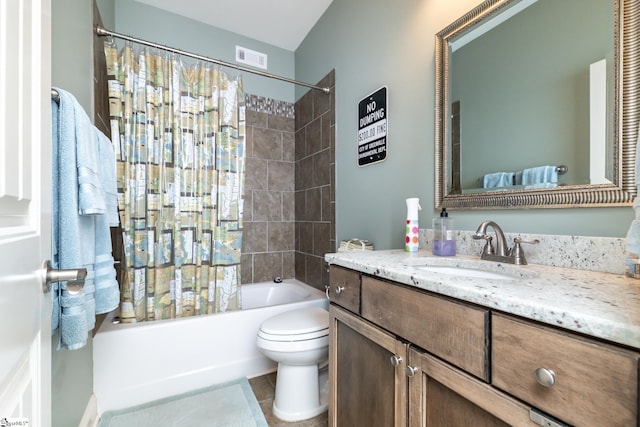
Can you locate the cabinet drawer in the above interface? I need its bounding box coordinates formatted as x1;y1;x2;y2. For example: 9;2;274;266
492;314;639;427
361;276;490;381
328;266;360;313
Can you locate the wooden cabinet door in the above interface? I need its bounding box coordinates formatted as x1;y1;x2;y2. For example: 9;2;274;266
408;347;535;427
329;304;407;427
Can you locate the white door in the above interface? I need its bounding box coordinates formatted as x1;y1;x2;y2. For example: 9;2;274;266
0;0;52;426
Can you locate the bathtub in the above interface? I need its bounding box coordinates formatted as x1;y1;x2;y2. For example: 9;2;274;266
93;279;329;414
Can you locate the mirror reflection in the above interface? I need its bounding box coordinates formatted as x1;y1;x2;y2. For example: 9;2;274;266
451;0;613;193
435;0;638;209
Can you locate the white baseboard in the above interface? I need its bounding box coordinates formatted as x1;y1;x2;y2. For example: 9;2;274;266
78;393;99;427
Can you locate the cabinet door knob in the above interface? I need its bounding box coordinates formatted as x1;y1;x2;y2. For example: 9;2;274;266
335;285;345;294
390;355;403;367
405;366;418;378
534;367;556;387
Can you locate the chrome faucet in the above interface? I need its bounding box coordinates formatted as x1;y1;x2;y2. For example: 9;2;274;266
473;220;508;257
472;220;539;265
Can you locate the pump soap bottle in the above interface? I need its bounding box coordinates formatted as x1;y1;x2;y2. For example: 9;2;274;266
432;208;456;256
405;198;422;253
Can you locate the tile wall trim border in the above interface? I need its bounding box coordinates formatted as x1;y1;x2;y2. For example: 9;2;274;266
245;94;294;119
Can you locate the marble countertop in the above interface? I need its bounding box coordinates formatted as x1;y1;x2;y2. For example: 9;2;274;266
325;249;640;350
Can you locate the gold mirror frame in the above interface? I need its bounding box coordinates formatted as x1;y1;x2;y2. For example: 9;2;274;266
435;0;639;209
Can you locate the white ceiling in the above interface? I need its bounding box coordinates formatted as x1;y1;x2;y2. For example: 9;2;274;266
135;0;333;51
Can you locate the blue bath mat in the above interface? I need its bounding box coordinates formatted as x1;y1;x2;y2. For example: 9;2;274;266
98;377;268;427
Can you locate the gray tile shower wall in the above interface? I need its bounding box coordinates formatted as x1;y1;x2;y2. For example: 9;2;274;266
294;71;336;292
242;72;335;290
242;96;297;284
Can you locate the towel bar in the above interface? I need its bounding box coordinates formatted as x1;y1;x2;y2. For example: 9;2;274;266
478;164;569;185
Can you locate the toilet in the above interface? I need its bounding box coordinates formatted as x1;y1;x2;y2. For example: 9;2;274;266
256;306;330;422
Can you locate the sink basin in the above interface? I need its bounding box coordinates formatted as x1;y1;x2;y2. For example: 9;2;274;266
416;265;519;280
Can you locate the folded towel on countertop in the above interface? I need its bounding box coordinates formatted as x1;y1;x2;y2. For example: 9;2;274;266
51;87;120;350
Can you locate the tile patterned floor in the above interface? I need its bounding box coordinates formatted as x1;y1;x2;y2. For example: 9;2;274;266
249;372;328;427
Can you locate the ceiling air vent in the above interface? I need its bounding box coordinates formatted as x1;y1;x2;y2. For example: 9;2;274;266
236;46;268;70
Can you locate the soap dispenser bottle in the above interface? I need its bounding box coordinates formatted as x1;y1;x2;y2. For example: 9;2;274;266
433;208;456;256
405;198;422;252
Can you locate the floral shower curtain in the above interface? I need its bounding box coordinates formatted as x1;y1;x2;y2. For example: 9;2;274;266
104;41;245;322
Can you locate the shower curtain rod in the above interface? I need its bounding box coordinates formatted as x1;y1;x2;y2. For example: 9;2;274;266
95;26;331;94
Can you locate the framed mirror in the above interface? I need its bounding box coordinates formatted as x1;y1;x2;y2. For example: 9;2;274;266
435;0;639;209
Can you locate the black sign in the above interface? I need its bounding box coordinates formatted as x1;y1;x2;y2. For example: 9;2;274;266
357;86;387;166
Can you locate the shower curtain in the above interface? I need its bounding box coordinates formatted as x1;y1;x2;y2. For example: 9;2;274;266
104;41;245;322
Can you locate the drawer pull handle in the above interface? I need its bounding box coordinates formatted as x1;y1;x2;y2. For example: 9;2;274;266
405;366;418;378
534;367;556;387
390;355;403;367
325;285;330;300
335;285;345;294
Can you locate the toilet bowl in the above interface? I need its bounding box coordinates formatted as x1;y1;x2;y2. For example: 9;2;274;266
256;306;329;422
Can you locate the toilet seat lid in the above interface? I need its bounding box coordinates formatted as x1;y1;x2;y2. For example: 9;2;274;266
259;307;329;337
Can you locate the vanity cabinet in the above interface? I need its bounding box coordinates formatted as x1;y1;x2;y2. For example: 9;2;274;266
492;313;640;426
328;266;640;427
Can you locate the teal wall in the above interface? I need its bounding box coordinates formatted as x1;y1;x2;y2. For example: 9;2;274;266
113;0;296;102
295;0;635;249
51;1;97;425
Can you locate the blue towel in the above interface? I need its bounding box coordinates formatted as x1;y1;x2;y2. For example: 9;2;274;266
521;165;558;185
483;172;514;188
97;131;120;226
94;215;120;314
51;87;120;350
524;182;558;190
515;171;523;185
51;99;60;334
95;128;120;314
74;96;105;216
52;88;94;350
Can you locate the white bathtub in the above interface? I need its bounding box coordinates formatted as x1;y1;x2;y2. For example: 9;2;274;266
93;279;328;414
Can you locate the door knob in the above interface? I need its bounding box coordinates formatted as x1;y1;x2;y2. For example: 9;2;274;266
42;260;87;294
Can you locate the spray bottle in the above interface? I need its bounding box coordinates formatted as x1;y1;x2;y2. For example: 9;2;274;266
405;198;422;252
